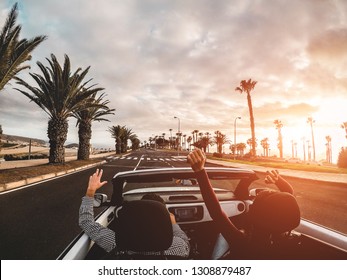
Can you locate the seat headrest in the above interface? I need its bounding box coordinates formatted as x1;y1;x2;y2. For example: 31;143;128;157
115;200;173;251
250;191;300;234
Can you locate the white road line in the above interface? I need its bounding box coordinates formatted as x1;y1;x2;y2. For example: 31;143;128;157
133;155;144;171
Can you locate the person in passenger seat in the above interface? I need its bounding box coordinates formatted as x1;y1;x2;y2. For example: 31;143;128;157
187;149;301;259
79;169;190;258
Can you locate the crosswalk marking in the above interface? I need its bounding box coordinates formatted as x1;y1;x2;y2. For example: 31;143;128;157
108;156;186;161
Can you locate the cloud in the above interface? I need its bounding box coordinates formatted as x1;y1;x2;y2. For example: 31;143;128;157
254;102;319;127
0;0;346;159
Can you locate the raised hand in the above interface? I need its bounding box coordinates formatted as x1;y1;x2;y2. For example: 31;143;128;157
187;148;206;172
265;170;280;184
86;169;108;197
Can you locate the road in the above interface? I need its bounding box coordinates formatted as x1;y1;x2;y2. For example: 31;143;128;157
0;149;346;259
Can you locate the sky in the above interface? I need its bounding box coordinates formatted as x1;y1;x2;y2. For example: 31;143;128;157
0;0;347;162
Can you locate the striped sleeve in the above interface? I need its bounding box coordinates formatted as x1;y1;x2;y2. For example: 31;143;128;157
164;224;190;257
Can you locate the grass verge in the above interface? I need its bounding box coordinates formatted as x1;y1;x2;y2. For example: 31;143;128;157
208;156;347;174
0;159;103;184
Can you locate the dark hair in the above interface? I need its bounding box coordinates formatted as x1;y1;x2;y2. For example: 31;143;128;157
141;193;165;205
249;190;300;235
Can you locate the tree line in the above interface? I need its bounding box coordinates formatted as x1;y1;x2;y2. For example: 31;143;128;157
0;3;138;163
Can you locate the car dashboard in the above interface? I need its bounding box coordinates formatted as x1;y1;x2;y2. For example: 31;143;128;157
123;188;248;224
122;187;250;259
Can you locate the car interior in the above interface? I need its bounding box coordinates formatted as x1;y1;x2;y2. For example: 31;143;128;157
84;168;347;260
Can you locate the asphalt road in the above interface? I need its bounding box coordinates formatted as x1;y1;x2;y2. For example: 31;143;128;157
0;149;346;259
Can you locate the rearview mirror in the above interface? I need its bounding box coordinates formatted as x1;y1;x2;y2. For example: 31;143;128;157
93;193;108;207
249;188;271;197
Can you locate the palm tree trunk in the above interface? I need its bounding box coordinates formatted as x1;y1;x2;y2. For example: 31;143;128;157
121;139;126;153
116;137;121;154
279;133;283;158
247;93;256;156
47;118;68;164
78;120;91;160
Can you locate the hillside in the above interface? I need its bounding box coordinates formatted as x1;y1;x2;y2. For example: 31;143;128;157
0;134;47;146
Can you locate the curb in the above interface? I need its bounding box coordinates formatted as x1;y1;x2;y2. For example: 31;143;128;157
0;160;106;193
207;159;347;185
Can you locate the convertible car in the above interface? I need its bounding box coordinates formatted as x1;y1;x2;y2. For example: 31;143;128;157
58;167;347;260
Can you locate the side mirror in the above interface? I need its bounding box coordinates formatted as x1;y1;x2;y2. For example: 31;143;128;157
93;193;108;207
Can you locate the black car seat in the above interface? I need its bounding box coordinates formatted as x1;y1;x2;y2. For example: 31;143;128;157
108;199;175;259
250;190;301;235
247;190;302;259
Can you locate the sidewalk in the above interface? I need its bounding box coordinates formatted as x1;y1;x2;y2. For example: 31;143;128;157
0;152;117;192
0;151;116;170
207;159;347;184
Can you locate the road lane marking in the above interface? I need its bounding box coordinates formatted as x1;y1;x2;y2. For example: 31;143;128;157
133;155;144;171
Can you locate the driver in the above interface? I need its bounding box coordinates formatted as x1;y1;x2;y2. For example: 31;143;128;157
79;169;190;258
187;149;300;259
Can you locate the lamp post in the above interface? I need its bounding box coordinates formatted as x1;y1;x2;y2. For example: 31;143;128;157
174;116;181;153
169;128;172;149
307;117;316;162
302;137;306;161
234;117;241;160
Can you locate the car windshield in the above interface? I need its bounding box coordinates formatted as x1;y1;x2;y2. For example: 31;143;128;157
123;178;241;193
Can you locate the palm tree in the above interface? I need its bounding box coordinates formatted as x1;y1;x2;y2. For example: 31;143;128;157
187;135;192;151
247;138;253;153
325;135;332;164
121;127;134;153
200;136;212;153
274;119;283;158
130;134;140;150
205;132;211;153
214;130;228;154
15;54;101;164
235;79;257;156
108;125;125;154
307;117;316;161
237;142;247;156
73;92;115;160
0;3;47;91
148;136;154;149
260;137;269;157
193;129;199;145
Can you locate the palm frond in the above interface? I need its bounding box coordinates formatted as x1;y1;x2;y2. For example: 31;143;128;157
0;3;46;91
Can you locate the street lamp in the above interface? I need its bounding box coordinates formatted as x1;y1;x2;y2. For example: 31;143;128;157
174;116;180;133
234;116;241;160
169;128;173;149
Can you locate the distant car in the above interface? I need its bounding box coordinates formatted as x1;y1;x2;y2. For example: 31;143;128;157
58;167;347;260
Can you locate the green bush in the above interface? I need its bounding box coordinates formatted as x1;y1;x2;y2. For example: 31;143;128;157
4;154;48;161
2;143;17;148
337;147;347;168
